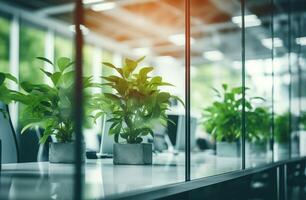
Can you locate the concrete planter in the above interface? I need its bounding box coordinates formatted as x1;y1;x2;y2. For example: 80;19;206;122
216;141;240;157
246;141;268;156
274;142;289;161
113;143;152;165
49;142;85;163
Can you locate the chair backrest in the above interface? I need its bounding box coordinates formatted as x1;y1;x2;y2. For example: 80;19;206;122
0;103;19;163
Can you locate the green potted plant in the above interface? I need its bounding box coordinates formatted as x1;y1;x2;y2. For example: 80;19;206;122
92;57;182;165
202;84;269;157
274;112;290;160
245;107;270;157
17;57;93;163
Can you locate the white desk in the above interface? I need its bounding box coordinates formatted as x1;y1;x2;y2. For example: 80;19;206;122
0;152;271;199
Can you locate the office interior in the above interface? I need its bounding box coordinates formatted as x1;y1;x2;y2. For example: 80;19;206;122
0;0;306;199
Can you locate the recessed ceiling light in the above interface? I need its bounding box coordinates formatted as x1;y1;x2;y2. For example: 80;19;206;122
92;2;116;11
296;37;306;46
83;0;104;4
168;34;195;46
261;37;283;49
232;14;261;28
69;24;90;35
203;50;224;61
133;47;151;56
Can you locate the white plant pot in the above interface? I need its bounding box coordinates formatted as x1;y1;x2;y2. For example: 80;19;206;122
274;142;289;161
216;141;240;157
113;143;152;165
299;130;306;156
49;142;86;163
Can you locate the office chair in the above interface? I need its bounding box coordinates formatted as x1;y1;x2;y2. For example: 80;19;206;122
0;102;19;163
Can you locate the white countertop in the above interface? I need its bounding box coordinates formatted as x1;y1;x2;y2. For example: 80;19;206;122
0;152;272;199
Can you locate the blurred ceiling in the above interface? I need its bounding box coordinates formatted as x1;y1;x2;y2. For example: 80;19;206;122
1;0;305;64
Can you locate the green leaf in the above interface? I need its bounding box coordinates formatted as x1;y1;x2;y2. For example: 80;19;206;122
57;57;73;72
157;92;170;103
21;123;37;134
4;73;18;83
222;84;228;91
0;73;5;85
104;93;121;102
40;68;52;77
51;72;62;86
171;95;185;107
139;67;153;79
136;56;145;63
37;57;54;66
103;62;124;77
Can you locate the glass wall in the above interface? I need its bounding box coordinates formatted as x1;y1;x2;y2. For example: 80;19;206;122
0;0;305;199
273;0;291;161
190;0;242;179
245;0;273;167
0;15;10;73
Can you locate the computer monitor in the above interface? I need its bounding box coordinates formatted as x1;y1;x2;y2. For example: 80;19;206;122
97;116;114;158
166;114;197;151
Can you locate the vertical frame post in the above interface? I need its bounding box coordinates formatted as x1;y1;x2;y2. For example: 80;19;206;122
74;0;84;199
241;0;246;170
288;0;292;159
185;0;191;181
271;0;275;162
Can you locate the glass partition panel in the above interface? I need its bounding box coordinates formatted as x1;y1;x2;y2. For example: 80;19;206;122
191;0;242;179
273;0;290;161
299;2;306;157
83;0;185;198
18;21;46;162
0;15;10;73
245;0;273;168
290;2;302;158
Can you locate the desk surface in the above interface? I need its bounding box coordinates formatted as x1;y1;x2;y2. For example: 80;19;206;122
0;152;271;199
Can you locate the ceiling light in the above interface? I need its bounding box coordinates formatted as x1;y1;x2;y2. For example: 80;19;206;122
92;2;116;11
261;37;283;49
168;34;195;46
203;50;224;61
69;24;90;35
133;47;151;56
83;0;104;4
232;14;261;28
296;37;306;46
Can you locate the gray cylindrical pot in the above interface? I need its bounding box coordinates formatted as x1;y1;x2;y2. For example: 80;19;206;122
216;141;240;157
49;142;86;163
246;141;268;156
113;143;152;165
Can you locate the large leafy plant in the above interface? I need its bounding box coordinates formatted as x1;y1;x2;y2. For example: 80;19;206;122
202;84;270;143
274;112;290;143
18;57;93;144
92;57;182;144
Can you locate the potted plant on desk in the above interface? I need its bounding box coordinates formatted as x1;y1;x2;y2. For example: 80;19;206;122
245;107;270;157
202;84;269;157
17;57;93;163
92;57;183;165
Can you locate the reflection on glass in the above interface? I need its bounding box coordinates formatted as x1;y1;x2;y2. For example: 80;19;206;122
273;1;290;161
82;0;186;197
191;0;242;179
0;16;10;73
245;1;273;167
